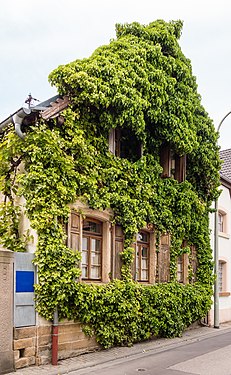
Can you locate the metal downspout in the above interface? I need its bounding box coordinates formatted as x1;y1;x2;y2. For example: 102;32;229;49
52;307;59;365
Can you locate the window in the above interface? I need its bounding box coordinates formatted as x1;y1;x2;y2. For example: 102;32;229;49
109;128;142;162
67;213;103;280
218;259;231;296
82;219;102;280
218;261;224;293
177;255;184;283
177;253;188;284
176;241;189;284
136;231;150;282
160;144;186;182
218;211;225;233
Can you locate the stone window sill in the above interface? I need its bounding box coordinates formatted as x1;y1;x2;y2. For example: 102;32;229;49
219;292;231;297
218;232;230;239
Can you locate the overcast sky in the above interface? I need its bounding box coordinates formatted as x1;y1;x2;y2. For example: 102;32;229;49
1;0;231;150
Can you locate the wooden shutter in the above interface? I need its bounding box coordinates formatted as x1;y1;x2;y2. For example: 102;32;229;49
115;129;121;157
156;234;170;283
109;129;115;154
175;155;186;182
190;245;197;283
68;211;80;251
113;225;124;279
160;146;171;178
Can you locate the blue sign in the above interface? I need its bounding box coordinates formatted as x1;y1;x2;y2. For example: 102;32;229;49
16;271;34;293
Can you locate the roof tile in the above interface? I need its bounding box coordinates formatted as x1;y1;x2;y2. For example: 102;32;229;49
220;148;231;180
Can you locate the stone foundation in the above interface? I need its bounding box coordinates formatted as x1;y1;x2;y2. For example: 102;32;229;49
13;321;99;369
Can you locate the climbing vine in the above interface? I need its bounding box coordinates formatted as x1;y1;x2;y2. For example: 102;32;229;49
0;20;220;348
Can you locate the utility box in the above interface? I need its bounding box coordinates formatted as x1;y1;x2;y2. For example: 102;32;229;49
14;252;35;328
0;250;14;374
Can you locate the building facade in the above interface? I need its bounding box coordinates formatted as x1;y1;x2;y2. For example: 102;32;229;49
210;149;231;325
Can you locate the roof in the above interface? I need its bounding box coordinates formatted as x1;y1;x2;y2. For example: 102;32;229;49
220;149;231;180
0;95;70;139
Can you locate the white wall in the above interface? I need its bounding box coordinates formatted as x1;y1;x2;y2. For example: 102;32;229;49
210;183;231;324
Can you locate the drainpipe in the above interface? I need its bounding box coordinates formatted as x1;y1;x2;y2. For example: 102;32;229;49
52;307;59;365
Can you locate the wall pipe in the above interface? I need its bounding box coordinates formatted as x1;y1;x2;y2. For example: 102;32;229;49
52;307;59;365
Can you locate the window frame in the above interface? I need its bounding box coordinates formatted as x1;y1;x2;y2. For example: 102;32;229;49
218;259;230;296
218;211;226;233
108;128;143;161
177;253;188;284
136;231;150;282
160;144;186;182
82;218;103;280
67;206;112;283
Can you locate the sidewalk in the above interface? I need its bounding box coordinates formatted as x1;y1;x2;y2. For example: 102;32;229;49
8;322;231;375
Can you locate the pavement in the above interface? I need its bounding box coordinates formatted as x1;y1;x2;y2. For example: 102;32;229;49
8;321;231;375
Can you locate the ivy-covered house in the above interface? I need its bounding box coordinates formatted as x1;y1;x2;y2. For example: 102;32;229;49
0;20;220;368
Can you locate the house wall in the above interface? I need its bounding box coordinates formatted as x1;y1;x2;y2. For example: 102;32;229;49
12;200;161;369
11;199;191;369
210;183;231;324
13;320;99;369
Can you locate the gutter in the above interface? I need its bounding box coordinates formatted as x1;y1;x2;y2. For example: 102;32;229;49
0;95;70;139
0;107;32;139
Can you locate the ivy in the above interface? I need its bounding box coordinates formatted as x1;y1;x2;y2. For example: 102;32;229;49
0;20;220;348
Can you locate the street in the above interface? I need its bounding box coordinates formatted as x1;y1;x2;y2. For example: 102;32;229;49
68;330;231;375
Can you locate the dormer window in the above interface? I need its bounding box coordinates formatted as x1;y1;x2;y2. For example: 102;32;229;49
160;144;186;182
109;128;142;162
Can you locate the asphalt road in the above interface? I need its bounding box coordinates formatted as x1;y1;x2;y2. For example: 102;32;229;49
69;330;231;375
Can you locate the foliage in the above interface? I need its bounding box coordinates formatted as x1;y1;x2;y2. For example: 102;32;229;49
63;280;212;348
0;20;220;347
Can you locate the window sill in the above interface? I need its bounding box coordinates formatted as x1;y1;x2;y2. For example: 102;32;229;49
219;292;231;297
218;232;230;239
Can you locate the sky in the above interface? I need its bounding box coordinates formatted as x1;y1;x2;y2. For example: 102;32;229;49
1;0;231;150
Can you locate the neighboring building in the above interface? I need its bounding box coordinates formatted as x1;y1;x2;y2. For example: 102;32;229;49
210;149;231;324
